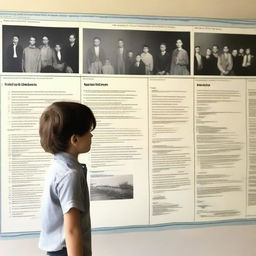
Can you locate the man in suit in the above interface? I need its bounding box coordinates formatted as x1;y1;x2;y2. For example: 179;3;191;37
237;48;245;75
141;45;154;75
40;35;57;72
130;54;145;75
5;35;23;72
242;47;254;76
217;45;233;76
54;44;67;73
211;45;220;75
114;39;126;74
194;45;204;75
64;34;79;73
231;49;240;76
155;43;170;75
86;37;105;74
125;51;134;74
170;39;190;75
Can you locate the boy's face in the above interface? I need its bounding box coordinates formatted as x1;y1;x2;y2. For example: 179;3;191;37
176;40;183;48
143;47;149;53
94;38;101;46
246;48;251;54
195;47;200;53
29;37;36;46
69;35;76;44
239;48;244;54
118;40;124;47
42;36;49;45
13;36;19;44
55;45;61;51
206;49;212;56
232;50;238;56
212;46;218;53
75;131;93;153
128;52;133;58
136;55;141;62
160;44;166;52
223;46;229;53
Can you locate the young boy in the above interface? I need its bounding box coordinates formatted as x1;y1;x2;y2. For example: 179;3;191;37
130;54;146;75
102;58;114;74
141;45;153;75
38;101;96;256
54;44;66;73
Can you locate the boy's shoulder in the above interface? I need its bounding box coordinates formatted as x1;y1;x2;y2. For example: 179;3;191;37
48;158;82;184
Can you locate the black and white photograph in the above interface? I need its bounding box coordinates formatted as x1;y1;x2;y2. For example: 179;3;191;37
194;32;256;76
90;175;133;201
3;25;79;73
83;28;190;75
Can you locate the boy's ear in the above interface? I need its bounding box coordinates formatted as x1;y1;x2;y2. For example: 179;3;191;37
70;134;78;146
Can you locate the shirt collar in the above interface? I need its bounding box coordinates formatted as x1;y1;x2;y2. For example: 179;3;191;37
54;152;80;166
54;152;87;174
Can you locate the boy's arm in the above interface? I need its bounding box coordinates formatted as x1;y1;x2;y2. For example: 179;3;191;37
64;208;84;256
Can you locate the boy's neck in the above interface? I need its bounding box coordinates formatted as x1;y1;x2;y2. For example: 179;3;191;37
65;148;79;159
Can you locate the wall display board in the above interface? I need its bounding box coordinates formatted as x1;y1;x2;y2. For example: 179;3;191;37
0;11;256;238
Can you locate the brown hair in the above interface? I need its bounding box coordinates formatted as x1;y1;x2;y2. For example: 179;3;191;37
39;101;96;154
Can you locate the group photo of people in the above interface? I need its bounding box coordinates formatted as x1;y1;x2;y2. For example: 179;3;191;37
83;29;190;75
3;25;79;73
194;32;256;76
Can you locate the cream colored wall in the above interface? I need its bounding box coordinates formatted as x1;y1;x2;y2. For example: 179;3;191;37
1;1;256;256
0;0;256;20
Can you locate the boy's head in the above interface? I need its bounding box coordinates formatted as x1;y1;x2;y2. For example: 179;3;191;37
232;49;238;57
143;45;149;53
239;48;244;54
39;102;96;154
160;43;167;52
118;39;124;48
206;48;212;56
69;34;76;44
212;45;219;53
29;36;36;46
105;58;111;65
176;39;183;48
93;37;101;46
42;36;49;46
223;45;229;53
195;46;200;53
135;54;141;62
128;51;133;58
12;35;19;44
245;48;251;54
55;44;62;51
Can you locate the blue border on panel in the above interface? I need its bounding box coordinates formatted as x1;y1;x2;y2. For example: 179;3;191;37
1;11;256;27
1;219;256;239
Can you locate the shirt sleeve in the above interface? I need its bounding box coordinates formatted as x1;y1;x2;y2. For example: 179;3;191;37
56;171;86;214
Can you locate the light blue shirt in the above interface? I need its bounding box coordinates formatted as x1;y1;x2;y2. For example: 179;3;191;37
39;152;91;255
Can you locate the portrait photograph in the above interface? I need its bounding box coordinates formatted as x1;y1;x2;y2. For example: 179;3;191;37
83;28;191;76
194;32;256;76
3;25;79;73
